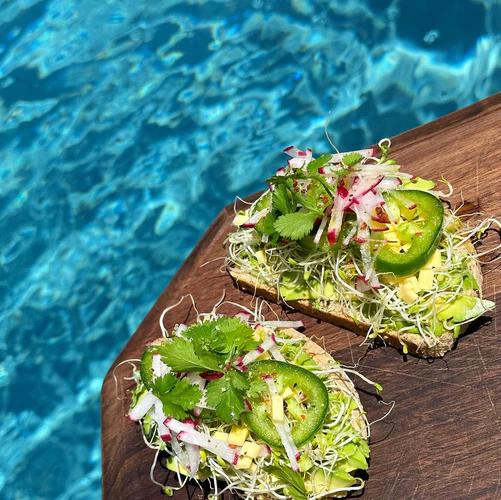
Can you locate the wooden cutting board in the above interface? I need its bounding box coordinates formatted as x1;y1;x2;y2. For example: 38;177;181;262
101;93;501;500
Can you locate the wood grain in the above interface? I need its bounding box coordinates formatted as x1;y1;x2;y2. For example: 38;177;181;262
101;93;501;500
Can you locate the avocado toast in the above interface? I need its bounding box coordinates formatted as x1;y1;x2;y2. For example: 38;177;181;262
227;140;495;357
127;306;374;498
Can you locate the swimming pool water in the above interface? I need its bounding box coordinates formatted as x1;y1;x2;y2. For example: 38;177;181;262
0;0;499;497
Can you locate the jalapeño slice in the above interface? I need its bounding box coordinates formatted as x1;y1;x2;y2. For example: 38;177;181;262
139;343;163;390
375;190;444;277
244;360;329;447
140;347;154;389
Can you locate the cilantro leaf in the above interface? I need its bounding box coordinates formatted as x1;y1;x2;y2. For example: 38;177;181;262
151;374;202;420
183;322;227;360
342;152;364;166
307;154;331;174
274;212;318;240
247;377;268;401
265;465;307;500
184;317;258;360
212;317;259;355
272;182;295;215
155;337;223;373
206;370;249;423
296;178;332;212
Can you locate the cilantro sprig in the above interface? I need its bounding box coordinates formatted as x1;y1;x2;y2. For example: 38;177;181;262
151;317;260;423
155;317;259;373
151;374;202;420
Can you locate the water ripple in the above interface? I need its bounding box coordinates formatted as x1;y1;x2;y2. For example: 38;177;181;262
0;0;499;497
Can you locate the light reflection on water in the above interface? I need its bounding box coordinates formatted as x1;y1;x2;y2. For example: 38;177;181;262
0;0;499;497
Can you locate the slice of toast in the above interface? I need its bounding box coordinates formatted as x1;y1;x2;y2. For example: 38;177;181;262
228;240;483;358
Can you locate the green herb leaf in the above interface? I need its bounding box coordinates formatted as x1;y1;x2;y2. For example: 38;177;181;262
274;212;318;240
272;182;295;215
256;211;277;235
206;370;250;423
151;374;202;420
155;337;223;373
247;377;268;401
265;465;307;500
307;154;331;174
342;152;364;166
211;317;259;355
296;178;332;212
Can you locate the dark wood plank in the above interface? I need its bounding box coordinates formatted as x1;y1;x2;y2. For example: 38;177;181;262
101;93;501;500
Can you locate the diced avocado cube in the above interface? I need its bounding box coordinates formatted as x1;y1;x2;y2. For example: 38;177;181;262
233;211;249;226
235;456;253;470
299;454;313;472
271;395;285;423
418;268;434;291
213;431;229;442
241;441;262;459
228;425;249;446
398;276;419;304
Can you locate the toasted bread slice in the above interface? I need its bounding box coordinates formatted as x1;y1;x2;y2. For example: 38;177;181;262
228;240;483;358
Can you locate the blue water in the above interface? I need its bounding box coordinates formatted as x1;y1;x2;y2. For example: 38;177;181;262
0;0;499;498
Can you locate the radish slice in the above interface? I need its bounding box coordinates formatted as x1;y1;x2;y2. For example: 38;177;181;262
345;176;384;209
242;208;270;228
342;224;358;246
237;335;276;366
313;215;328;245
378;177;402;190
180;418;200;476
235;311;252;323
283;146;312;159
264;378;299;471
170;433;191;472
128;392;158;421
152;354;170;379
260;320;304;329
152;401;172;441
260;444;272;457
269;345;286;362
166;419;239;464
327;192;346;244
329;147;378;164
186;373;206;418
358;226;380;289
355;275;371;293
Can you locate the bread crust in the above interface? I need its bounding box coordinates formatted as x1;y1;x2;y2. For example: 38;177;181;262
228;240;483;358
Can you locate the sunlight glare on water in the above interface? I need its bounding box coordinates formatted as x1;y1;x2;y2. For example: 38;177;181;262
0;0;499;497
